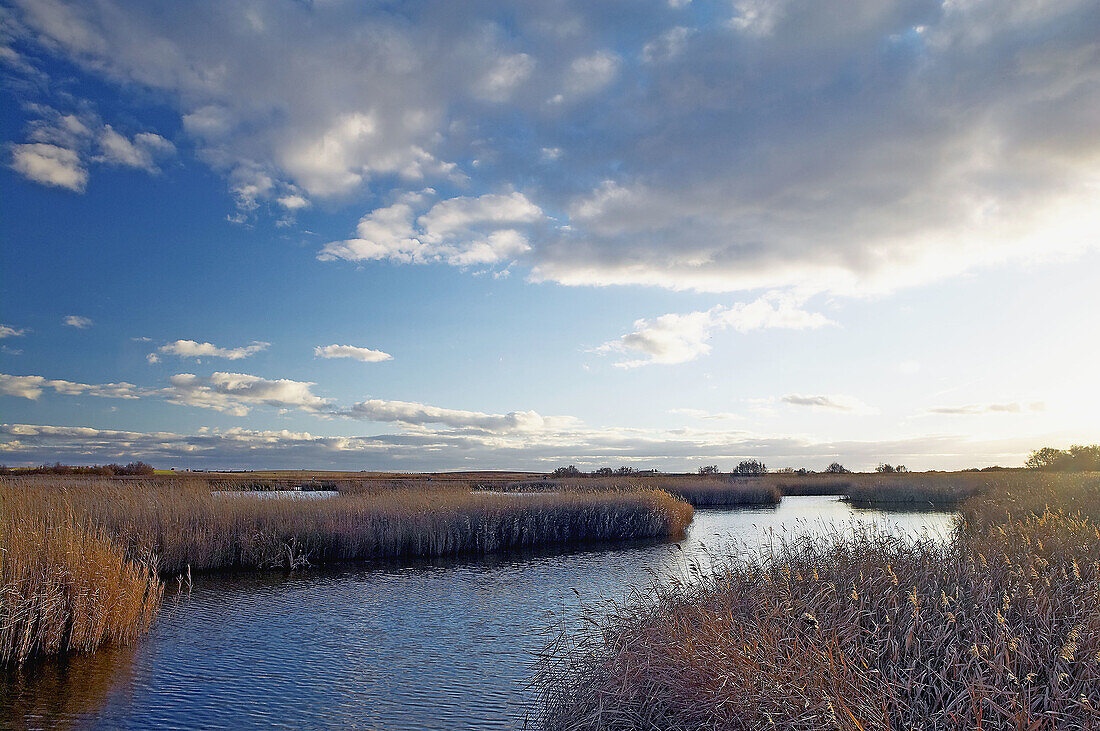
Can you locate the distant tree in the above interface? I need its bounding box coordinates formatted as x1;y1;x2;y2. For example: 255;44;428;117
550;465;584;478
774;467;796;474
1026;444;1100;471
593;467;614;477
825;462;850;474
876;463;896;473
614;466;636;475
1068;444;1100;471
698;465;720;475
1025;447;1073;471
731;459;767;476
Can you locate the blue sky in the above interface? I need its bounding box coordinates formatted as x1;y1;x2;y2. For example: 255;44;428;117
1;0;1098;471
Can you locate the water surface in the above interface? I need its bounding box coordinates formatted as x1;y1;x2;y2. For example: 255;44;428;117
2;497;955;730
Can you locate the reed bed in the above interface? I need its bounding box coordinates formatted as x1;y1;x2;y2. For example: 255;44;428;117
845;471;991;506
0;497;161;666
495;476;782;507
536;472;1100;729
767;474;853;496
1;478;694;575
1;476;691;664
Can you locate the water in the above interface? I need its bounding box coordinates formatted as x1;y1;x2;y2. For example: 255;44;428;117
2;497;956;730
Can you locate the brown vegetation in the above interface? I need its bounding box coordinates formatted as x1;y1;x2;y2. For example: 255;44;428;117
0;476;692;664
536;471;1100;729
496;475;781;507
0;493;161;666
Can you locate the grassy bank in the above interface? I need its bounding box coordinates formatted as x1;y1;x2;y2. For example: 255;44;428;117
536;472;1100;729
0;477;692;664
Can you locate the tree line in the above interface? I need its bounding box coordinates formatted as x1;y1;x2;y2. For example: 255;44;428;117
0;461;156;476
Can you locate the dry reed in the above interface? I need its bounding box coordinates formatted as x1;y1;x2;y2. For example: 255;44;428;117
1;476;692;664
0;495;161;665
2;477;694;574
498;476;782;507
536;472;1100;729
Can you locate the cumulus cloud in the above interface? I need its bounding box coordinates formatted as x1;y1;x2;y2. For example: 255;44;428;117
5;0;1099;291
0;325;27;338
63;315;93;328
0;369;325;417
0;373;143;400
599;293;833;367
11;143;87;191
158;340;269;360
319;191;543;268
11;106;174;190
563;50;620;96
164;372;328;416
314;344;392;363
95;125;175;171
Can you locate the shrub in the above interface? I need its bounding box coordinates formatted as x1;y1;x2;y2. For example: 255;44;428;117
731;459;767;476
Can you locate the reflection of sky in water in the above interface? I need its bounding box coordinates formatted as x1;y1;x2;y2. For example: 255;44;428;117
1;497;956;730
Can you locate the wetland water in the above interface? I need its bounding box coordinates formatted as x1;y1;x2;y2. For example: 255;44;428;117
2;497;956;730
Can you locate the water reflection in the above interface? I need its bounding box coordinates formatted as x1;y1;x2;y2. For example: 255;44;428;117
1;497;955;730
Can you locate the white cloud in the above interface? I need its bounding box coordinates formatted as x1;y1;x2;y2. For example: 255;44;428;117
11;143;87;191
164;372;328;416
0;374;47;400
476;53;535;102
599;293;834;367
643;27;692;64
564;50;619;96
782;394;876;414
0;368;325;418
339;398;575;434
146;353;160;364
13;106;175;190
158;340;269;360
0;325;27;339
96;125;175;171
63;315;93;329
314;344;392;363
320;191;543;268
276;193;309;210
5;0;1099;293
928;402;1046;416
0;373;142;400
0;421;1059;473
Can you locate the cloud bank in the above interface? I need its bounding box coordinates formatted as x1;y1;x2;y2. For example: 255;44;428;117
4;0;1096;292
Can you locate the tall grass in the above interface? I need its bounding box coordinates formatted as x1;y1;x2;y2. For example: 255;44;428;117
536;472;1100;729
3;477;693;574
845;471;991;506
0;497;161;666
497;476;782;507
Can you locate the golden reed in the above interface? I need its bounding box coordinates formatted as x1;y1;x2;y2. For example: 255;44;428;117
536;472;1100;729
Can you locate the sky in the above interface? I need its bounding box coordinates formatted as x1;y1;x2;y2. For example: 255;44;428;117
1;0;1098;472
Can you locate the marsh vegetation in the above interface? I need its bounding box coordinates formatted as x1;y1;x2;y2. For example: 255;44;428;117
0;476;691;665
536;471;1100;729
